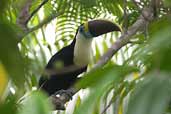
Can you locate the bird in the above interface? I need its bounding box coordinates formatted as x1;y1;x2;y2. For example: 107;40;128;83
39;19;121;97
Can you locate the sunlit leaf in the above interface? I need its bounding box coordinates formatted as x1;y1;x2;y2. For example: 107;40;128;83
0;19;25;88
0;63;8;99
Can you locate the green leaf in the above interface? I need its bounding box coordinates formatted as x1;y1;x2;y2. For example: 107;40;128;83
0;19;25;88
164;0;171;7
126;72;171;114
18;92;52;114
74;64;137;114
0;0;9;14
0;95;17;114
127;16;171;71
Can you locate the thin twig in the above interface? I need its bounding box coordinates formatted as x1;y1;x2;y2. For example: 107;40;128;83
25;0;49;25
16;0;32;31
123;0;128;32
17;0;49;30
101;98;114;114
18;11;64;41
101;83;125;114
16;0;50;41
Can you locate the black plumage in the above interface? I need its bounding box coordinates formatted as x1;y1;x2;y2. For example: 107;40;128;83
39;30;87;96
38;20;121;96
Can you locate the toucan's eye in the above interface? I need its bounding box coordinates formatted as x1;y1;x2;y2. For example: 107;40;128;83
79;25;84;32
78;24;93;38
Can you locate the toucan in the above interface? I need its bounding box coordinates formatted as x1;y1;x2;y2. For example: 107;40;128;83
39;20;121;98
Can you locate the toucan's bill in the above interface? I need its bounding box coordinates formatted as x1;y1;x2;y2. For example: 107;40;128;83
80;19;121;38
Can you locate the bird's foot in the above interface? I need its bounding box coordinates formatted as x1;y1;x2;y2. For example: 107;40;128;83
50;94;66;110
54;89;73;100
50;89;74;110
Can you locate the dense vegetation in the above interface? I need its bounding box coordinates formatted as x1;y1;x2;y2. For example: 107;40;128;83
0;0;171;114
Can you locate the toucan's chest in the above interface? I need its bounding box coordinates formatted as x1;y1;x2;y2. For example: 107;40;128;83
73;32;93;66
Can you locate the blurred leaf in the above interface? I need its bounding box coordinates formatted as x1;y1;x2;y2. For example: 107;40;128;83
0;19;25;88
0;63;8;100
0;0;9;14
74;64;137;114
145;17;171;71
126;72;171;114
75;65;136;88
0;95;17;114
30;74;37;87
18;92;52;114
73;96;82;112
127;16;171;71
164;0;171;7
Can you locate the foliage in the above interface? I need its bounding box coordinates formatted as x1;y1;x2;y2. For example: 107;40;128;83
0;0;171;114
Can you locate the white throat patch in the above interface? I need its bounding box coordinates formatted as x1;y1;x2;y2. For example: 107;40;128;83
74;32;93;66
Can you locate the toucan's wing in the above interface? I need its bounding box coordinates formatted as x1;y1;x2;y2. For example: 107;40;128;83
46;45;74;69
39;44;87;95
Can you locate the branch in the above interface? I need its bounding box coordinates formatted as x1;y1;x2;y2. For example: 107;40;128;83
16;0;32;31
18;11;63;41
123;0;128;31
17;0;48;31
93;7;154;69
25;0;49;25
16;0;52;41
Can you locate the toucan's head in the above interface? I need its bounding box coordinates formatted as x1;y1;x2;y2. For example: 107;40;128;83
78;19;121;39
73;20;121;66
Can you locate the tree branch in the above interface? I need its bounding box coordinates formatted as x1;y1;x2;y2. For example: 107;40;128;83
18;11;63;41
16;0;32;31
93;7;154;69
25;0;49;25
16;0;56;41
123;0;128;32
17;0;49;31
